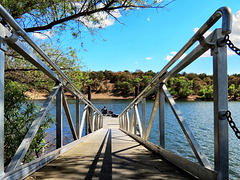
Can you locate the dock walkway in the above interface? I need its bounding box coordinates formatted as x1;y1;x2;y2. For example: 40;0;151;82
26;117;194;179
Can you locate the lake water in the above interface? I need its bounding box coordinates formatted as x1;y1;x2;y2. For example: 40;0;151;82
34;99;240;179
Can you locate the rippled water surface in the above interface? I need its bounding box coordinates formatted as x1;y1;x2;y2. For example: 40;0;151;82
34;99;240;179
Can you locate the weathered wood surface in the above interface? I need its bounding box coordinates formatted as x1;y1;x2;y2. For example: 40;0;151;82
25;116;194;179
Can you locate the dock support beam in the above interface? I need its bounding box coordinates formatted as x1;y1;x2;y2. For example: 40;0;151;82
159;84;165;148
0;39;6;176
142;98;146;139
213;30;229;180
76;97;80;138
56;86;63;149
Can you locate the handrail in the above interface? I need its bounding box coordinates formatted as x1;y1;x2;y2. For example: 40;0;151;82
119;6;232;180
0;4;101;115
119;6;232;117
0;4;104;178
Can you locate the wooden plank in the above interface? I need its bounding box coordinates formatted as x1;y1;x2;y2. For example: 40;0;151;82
62;92;78;140
121;129;217;180
25;117;195;180
3;129;103;180
6;84;61;172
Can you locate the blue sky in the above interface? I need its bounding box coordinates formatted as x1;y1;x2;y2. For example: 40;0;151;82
34;0;240;75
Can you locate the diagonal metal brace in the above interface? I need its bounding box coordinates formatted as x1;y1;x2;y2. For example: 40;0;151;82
162;84;212;170
6;83;62;172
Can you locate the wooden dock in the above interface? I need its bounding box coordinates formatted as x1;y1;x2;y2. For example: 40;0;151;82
25;116;194;179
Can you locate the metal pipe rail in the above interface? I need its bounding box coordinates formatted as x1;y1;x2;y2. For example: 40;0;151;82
119;6;232;116
119;7;232;180
0;4;101;115
0;4;103;180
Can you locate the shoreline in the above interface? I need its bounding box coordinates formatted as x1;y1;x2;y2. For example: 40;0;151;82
25;91;135;100
25;91;239;101
25;91;205;101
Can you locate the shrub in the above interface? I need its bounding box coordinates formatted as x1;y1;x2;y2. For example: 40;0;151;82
4;80;54;166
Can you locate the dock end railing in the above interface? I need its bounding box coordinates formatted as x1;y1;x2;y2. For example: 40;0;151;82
0;4;103;180
119;6;232;180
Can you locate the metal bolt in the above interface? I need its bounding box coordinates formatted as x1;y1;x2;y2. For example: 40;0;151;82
218;110;227;120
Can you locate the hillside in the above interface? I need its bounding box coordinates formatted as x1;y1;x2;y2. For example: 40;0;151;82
18;70;240;101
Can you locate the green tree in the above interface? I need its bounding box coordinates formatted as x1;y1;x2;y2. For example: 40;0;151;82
198;85;214;99
5;44;81;93
228;84;236;98
130;77;142;87
2;0;170;38
4;80;54;166
114;81;133;96
167;76;194;98
141;75;152;87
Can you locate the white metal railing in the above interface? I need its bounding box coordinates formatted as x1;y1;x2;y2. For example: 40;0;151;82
0;4;103;180
119;7;232;180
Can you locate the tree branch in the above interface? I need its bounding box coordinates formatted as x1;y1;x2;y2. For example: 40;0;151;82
24;2;170;32
5;67;72;72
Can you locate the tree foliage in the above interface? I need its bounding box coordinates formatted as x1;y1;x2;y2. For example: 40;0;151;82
5;44;82;93
1;0;172;38
4;80;54;166
61;71;240;101
167;76;194;98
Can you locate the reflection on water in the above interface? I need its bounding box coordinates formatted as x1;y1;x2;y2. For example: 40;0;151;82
33;99;240;179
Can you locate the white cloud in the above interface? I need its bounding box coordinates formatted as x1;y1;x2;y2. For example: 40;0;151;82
193;10;240;57
228;10;240;55
165;54;173;61
147;18;150;21
135;61;139;64
194;28;212;37
32;31;53;39
145;57;152;60
79;4;122;29
165;51;187;61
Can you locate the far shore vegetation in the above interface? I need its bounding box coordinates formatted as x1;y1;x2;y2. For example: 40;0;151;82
6;69;240;101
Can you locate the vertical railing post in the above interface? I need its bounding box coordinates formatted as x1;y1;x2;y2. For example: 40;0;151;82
96;113;98;130
56;85;63;149
0;37;6;176
122;114;125;130
142;98;146;139
85;107;89;135
126;110;130;131
133;105;137;135
129;108;132;132
100;115;103;128
76;97;80;138
212;30;228;180
159;84;165;148
87;86;92;134
122;115;124;129
124;113;127;130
